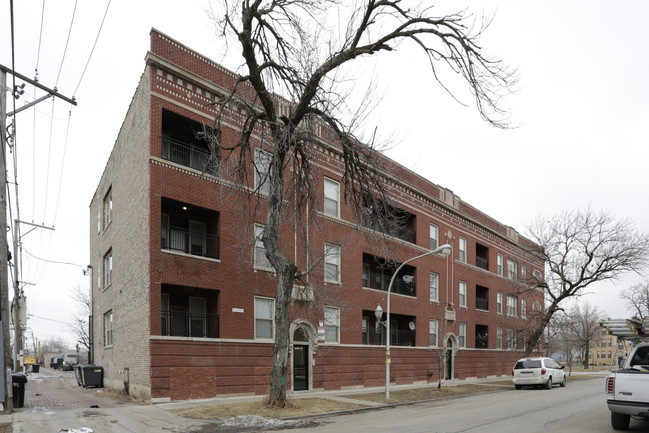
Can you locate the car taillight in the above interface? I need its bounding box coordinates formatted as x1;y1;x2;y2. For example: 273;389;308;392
541;368;546;375
606;377;615;394
512;370;514;376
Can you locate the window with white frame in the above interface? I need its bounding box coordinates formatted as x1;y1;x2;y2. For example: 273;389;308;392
429;224;439;250
254;224;272;270
521;298;527;319
459;281;467;308
324;178;340;217
429;272;439;302
103;188;112;230
254;148;272;194
324;306;340;343
497;254;503;276
429;319;438;346
459;323;466;348
507;260;517;280
103;249;113;289
507;295;518;317
507;329;516;350
521;265;527;282
103;310;113;347
459;237;467;263
496;327;503;349
324;243;341;284
497;292;503;314
255;297;274;339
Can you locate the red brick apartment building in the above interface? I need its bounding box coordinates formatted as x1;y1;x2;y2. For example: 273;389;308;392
89;29;545;402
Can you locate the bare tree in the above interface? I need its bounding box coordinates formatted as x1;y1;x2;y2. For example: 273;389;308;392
523;207;649;356
68;286;91;351
209;1;517;406
39;337;68;354
554;303;603;369
620;281;649;320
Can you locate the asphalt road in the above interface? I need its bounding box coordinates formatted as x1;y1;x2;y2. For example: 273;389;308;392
278;378;649;433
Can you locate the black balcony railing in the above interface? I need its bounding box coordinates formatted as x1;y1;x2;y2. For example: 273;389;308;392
476;297;489;311
361;326;416;347
162;136;210;171
162;224;220;259
161;311;219;338
363;270;416;297
476;256;489;271
362;216;416;244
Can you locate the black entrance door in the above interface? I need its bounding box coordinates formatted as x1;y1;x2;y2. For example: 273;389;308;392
293;344;309;391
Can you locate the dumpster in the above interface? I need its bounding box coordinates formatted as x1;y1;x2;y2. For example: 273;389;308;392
32;364;40;373
73;364;83;386
11;372;28;408
80;365;103;388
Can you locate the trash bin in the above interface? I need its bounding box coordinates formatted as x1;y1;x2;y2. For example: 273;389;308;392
11;372;28;408
32;364;40;373
80;365;104;388
73;364;83;386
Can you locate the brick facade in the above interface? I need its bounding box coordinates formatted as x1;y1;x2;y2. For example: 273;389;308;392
89;29;544;402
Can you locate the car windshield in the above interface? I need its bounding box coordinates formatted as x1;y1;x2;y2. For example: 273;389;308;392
515;360;542;369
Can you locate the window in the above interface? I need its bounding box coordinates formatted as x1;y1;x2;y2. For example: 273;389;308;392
507;295;518;317
324;307;340;343
496;327;503;349
459;237;467;263
497;292;503;314
103;249;113;289
521;265;527;282
429;319;438;346
103;310;113;347
103;188;112;230
497;254;503;276
459;323;466;348
254;224;272;270
507;329;516;350
429;273;439;302
324;178;340;217
254;149;272;194
521;299;527;319
507;260;517;280
255;297;274;339
459;281;467;308
429;224;439;250
362;263;370;287
324;243;341;284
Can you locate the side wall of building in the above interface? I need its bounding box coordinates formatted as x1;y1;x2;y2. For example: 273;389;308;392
90;70;153;399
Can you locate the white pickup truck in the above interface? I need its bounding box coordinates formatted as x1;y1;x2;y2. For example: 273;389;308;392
606;342;649;430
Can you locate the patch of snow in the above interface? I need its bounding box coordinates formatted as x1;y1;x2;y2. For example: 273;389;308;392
219;415;301;429
59;428;94;433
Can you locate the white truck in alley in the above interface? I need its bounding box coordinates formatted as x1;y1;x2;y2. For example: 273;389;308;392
606;342;649;430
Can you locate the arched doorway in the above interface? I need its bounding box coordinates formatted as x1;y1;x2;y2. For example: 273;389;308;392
290;321;317;392
445;336;457;380
293;327;310;391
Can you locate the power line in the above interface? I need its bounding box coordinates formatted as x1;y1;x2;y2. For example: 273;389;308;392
73;0;112;97
23;248;85;271
34;0;46;80
54;0;78;87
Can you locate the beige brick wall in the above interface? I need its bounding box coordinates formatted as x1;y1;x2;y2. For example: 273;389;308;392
89;68;152;399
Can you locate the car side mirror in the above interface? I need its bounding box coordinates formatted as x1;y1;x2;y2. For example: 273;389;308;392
560;365;565;370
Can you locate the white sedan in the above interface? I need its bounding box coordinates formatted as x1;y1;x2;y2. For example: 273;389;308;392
512;357;566;389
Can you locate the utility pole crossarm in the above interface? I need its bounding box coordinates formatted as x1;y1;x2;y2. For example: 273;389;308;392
0;64;77;107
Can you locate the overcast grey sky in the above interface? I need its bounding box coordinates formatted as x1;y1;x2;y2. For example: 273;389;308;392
1;0;647;348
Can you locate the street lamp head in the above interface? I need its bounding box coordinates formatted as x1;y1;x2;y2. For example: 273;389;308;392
375;305;383;323
433;243;452;257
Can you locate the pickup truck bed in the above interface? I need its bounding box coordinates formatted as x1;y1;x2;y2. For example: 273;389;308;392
606;343;649;430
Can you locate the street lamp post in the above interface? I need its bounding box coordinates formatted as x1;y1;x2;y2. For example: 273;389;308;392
375;243;452;399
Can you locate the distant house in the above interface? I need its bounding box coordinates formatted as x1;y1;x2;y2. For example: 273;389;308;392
89;29;545;402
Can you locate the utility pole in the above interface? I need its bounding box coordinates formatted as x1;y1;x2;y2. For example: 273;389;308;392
0;64;76;410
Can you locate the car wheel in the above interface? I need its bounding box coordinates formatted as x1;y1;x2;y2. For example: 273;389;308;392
515;385;521;390
559;375;566;387
544;377;552;389
611;412;630;430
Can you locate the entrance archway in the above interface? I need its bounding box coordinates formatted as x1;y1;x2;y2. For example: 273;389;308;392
445;335;457;380
290;321;317;392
